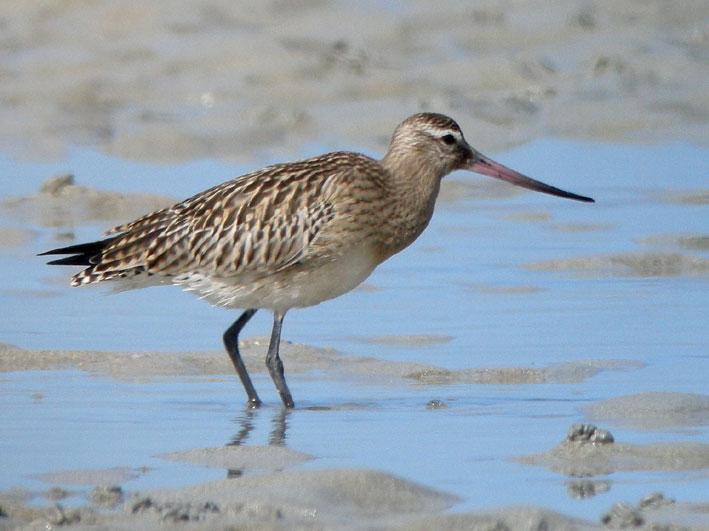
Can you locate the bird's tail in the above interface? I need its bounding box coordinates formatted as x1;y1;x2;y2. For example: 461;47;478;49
39;239;113;266
39;238;124;285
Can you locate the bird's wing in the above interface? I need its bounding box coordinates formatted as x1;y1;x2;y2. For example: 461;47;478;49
74;153;382;284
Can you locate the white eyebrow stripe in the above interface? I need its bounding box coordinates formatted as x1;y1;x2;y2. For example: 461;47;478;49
426;127;462;139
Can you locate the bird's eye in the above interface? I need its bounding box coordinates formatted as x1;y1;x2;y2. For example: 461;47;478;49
441;134;456;145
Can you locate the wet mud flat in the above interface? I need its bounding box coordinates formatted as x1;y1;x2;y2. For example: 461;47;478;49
1;0;708;529
1;0;707;162
1;343;708;530
1;143;707;529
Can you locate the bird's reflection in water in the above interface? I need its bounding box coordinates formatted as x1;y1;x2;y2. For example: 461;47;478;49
225;406;291;478
227;407;257;447
267;408;289;446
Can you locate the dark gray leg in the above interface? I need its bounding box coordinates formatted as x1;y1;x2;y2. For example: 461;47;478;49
223;309;261;408
265;311;295;408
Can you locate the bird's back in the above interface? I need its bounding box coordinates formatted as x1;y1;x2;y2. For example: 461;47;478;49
60;151;392;289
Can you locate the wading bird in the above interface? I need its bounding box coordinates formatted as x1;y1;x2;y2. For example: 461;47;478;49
42;113;593;408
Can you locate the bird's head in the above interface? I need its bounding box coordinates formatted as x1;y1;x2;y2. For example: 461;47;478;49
386;113;594;203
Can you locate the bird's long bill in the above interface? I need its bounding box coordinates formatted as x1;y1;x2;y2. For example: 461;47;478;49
469;154;594;203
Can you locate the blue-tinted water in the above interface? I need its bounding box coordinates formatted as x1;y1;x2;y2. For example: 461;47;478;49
0;140;707;520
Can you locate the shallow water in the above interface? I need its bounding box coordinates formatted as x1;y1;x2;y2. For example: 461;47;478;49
0;139;707;522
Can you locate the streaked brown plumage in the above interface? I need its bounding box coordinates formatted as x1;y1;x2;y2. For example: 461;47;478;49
41;113;593;408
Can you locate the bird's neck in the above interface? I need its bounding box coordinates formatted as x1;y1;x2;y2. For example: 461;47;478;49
378;150;446;256
381;147;446;206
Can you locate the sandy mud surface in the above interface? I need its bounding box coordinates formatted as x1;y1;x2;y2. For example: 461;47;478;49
2;429;707;529
2;343;707;528
1;1;707;162
516;423;709;476
2;175;176;228
526;251;709;277
0;1;707;530
0;341;643;387
587;392;709;430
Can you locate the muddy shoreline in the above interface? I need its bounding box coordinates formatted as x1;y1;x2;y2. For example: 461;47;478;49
1;1;707;163
1;1;707;529
2;343;708;529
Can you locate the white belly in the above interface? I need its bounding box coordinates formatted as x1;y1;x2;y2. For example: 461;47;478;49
173;244;381;313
